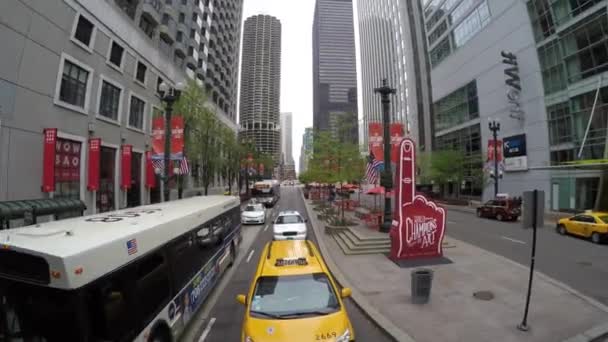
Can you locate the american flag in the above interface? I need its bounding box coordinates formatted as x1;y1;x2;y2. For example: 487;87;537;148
126;238;138;255
152;158;190;175
365;153;383;185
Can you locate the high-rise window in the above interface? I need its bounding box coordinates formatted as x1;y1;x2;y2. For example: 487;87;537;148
73;15;95;49
452;1;491;48
136;61;147;84
59;59;90;109
139;15;155;38
99;80;122;121
129;95;146;129
430;37;451;67
433;80;478;131
108;41;124;69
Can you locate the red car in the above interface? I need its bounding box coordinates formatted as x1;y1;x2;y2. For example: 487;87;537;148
476;199;521;221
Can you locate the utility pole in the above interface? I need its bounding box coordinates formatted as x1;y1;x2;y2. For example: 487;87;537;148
488;119;501;197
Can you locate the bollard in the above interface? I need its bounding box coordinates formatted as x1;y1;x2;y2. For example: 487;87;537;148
411;268;433;304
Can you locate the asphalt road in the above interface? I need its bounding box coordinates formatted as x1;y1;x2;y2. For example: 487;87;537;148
446;209;608;305
183;187;393;342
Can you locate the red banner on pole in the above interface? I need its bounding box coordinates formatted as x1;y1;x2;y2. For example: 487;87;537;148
87;138;101;191
145;151;156;188
390;123;404;163
390;138;446;260
368;122;384;161
171;116;184;156
42;128;57;192
121;145;132;190
487;140;503;162
151;117;164;156
150;116;185;159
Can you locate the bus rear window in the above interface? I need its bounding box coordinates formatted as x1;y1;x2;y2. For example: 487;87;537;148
0;249;50;284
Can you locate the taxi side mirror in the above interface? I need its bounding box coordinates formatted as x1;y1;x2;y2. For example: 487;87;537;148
236;294;247;305
341;288;352;298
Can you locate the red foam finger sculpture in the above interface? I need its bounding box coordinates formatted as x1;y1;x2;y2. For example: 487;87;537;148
390;138;447;260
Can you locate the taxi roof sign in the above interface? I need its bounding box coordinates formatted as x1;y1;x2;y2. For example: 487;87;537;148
275;257;308;267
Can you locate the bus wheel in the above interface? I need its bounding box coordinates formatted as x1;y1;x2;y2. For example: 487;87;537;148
149;325;172;342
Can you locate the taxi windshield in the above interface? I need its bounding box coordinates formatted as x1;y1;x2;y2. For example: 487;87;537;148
249;273;340;319
598;215;608;224
276;215;303;224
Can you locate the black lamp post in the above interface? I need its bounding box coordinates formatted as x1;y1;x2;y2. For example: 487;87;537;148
158;81;185;202
488;119;501;197
374;79;396;233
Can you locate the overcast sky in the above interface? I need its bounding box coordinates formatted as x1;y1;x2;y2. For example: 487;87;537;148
239;0;362;172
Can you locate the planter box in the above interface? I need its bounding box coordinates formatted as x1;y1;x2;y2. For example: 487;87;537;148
324;224;348;235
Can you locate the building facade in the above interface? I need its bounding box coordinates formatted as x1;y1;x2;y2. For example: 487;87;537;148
280;112;294;164
422;0;608;210
312;0;358;144
0;0;242;214
357;0;433;151
299;127;314;174
239;15;282;162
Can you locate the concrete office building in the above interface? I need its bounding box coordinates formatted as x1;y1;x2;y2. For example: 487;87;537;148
313;0;358;144
357;0;433;151
239;15;282;162
280;112;294;164
0;0;242;215
422;0;608;210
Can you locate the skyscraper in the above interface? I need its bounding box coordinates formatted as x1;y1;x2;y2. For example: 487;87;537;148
280;112;294;164
239;15;282;162
312;0;358;144
357;0;433;150
299;128;314;174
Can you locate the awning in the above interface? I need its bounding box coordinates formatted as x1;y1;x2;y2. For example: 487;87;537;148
0;198;86;221
529;159;608;171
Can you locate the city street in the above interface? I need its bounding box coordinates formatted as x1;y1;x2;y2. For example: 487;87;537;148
446;209;608;306
181;187;394;342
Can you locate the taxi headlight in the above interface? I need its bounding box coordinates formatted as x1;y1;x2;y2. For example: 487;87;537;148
335;329;351;342
245;337;254;342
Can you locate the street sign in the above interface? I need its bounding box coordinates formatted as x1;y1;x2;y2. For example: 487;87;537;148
522;190;544;229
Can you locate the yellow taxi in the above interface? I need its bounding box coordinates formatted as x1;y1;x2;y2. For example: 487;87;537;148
557;211;608;244
236;239;355;342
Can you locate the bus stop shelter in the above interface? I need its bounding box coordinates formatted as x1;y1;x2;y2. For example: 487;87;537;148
0;198;86;229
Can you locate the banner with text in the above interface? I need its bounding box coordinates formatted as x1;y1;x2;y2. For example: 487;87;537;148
368;122;384;162
42;128;57;192
390;123;404;163
121;145;132;190
151;116;185;160
87;138;101;191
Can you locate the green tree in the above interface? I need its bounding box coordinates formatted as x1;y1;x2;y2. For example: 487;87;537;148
308;130;364;223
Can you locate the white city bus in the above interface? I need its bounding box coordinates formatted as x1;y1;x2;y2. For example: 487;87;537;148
0;196;241;342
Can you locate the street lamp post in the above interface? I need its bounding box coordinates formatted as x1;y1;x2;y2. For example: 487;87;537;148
374;79;396;233
158;81;185;202
488;119;501;197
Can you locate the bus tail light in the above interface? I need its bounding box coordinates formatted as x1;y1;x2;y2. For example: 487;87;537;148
74;267;83;275
51;270;61;279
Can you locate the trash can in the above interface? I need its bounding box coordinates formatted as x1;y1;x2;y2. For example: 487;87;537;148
411;268;433;304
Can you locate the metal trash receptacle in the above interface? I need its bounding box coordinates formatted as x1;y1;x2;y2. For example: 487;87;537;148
411;268;433;304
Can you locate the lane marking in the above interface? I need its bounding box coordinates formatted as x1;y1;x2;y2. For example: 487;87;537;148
198;317;216;342
246;249;255;263
448;220;457;224
263;224;269;232
501;236;526;244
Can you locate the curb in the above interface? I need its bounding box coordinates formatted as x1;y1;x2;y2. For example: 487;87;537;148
301;190;416;342
443;237;608;342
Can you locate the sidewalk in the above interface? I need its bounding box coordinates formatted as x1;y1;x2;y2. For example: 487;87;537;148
303;195;608;342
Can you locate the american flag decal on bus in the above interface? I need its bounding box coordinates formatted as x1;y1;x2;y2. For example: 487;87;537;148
126;238;138;255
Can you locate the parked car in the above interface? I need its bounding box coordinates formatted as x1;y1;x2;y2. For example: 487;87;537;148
476;199;521;221
556;211;608;244
273;210;308;240
241;203;266;225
